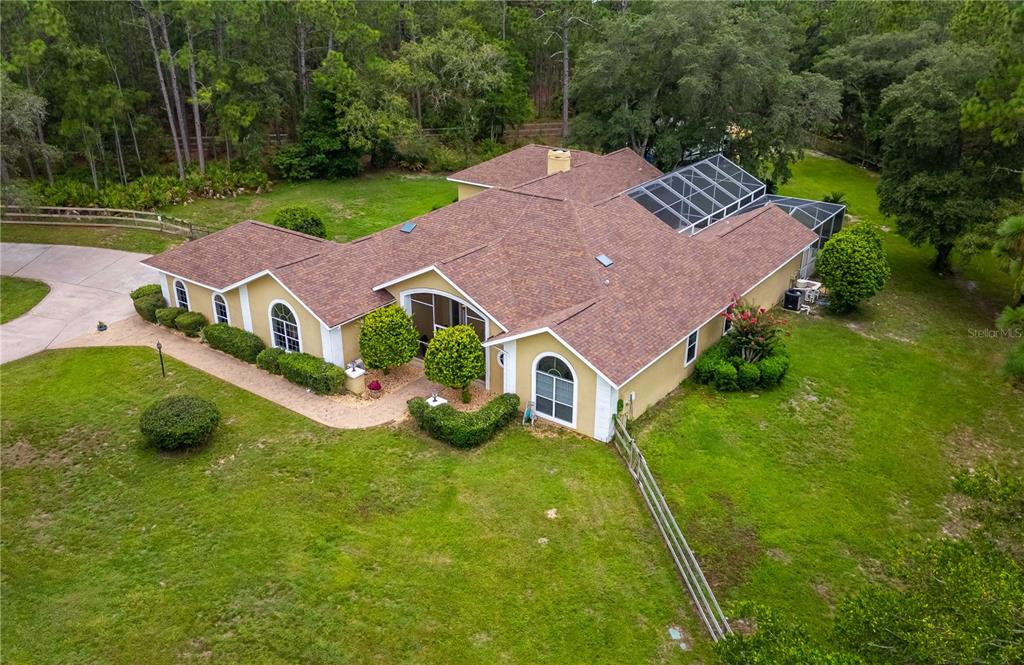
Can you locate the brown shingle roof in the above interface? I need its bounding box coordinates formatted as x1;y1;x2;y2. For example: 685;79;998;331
447;144;602;189
144;150;814;385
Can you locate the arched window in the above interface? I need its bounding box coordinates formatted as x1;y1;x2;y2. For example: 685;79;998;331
173;280;189;310
212;294;229;324
270;302;300;352
534;355;575;425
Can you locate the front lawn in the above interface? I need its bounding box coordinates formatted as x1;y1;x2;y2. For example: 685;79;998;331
634;154;1024;635
1;347;700;663
0;276;50;324
0;224;183;255
160;172;457;242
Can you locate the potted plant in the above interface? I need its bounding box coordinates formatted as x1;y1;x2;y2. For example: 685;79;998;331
97;321;108;332
367;379;382;399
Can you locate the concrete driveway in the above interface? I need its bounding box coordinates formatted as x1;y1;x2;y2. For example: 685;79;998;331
1;243;153;364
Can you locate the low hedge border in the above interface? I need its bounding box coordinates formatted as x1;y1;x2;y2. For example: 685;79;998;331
408;393;520;448
174;311;208;337
201;323;265;363
694;339;790;392
130;284;163;300
256;347;286;374
155;306;187;327
134;293;166;323
277;351;345;394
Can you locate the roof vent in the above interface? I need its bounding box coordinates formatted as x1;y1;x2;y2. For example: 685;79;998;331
596;254;613;267
400;222;416;233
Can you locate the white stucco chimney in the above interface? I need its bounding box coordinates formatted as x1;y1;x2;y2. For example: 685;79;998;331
547;148;571;175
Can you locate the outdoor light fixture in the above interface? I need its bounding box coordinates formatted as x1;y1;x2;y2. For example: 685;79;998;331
156;341;165;378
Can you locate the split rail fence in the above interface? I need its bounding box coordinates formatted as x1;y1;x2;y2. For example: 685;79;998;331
0;206;209;240
610;414;732;642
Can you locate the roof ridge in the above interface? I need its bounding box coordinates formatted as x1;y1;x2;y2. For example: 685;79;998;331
495;187;566;203
713;205;773;238
243;219;328;243
274;252;321;269
440;243;488;264
565;200;607;294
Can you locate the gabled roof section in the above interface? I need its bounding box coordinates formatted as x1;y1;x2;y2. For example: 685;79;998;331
141;220;325;289
447;144;601;189
514;148;663;203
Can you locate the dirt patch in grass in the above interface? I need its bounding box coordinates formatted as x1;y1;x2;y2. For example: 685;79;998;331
688;494;762;591
3;439;68;468
945;425;998;469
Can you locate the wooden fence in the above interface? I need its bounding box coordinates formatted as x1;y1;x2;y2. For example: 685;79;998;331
611;414;732;642
0;205;209;239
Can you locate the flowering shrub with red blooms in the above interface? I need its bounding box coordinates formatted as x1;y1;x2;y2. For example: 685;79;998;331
722;295;789;363
367;379;382;391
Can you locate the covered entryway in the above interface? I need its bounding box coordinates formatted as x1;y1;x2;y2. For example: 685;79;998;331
407;291;486;356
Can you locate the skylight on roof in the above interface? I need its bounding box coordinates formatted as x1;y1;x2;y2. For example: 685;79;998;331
400;222;416;233
596;254;613;267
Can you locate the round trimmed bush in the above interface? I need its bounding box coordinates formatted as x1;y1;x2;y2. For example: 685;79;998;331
174;311;208;337
817;224;890;312
273;205;327;238
139;395;220;450
134;293;166;323
424;325;485;403
257;347;286;375
714;361;739;392
737;362;761;391
360;304;420;374
156;306;187;327
757;354;790;388
694;340;729;384
130;284;163;301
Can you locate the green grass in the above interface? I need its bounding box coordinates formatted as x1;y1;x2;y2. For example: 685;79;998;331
160;172;458;242
0;275;50;324
633;153;1024;635
1;347;703;664
0;224;183;255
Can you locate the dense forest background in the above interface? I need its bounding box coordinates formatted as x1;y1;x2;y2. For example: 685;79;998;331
2;0;1022;271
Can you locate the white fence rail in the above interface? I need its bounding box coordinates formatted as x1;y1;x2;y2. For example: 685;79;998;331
610;415;732;642
0;205;209;239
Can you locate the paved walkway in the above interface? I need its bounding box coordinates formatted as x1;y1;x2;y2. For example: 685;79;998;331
1;243;152;363
1;242;429;428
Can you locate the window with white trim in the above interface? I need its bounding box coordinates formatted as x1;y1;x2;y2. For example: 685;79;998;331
270;302;301;352
684;330;699;366
496;350;506;368
535;356;574;424
173;280;189;310
213;294;229;324
723;310;732;335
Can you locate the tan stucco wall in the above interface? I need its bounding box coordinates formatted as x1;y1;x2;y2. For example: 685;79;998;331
488;346;504;393
245;274;323;357
456;183;488;201
341;319;361;364
618;253;802;419
514;332;598;439
162;274;244;328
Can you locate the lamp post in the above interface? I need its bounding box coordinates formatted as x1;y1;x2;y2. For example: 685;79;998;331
156;341;165;378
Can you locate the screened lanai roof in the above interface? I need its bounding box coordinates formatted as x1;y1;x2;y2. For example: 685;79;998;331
746;195;846;249
626;154;766;234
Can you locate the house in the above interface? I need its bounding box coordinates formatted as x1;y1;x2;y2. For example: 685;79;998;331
142;145;844;441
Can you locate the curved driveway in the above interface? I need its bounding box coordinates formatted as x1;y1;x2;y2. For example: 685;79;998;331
1;243;153;364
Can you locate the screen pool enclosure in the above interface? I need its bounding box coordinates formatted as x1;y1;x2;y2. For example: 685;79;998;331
626;154;846;251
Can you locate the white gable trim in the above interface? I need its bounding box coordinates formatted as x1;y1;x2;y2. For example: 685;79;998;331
483;327;617;388
373;265;508;333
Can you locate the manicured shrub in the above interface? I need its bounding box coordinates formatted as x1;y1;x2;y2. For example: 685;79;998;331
817;224;891;312
757;353;790;388
174;311;208;337
737;362;761;391
273;205;327;238
694;340;729;384
723;296;789;362
360;304;420;374
714;361;739;392
407;393;520;448
256;347;286;375
134;293;166;323
130;284;163;301
139;395;220;451
201;323;265;363
424;325;485;403
156;306;187;327
277;351;344;394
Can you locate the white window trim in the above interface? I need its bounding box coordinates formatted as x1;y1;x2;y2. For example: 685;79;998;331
212;293;230;325
531;352;578;429
723;311;732;335
684;330;699;367
268;299;302;353
173;279;190;310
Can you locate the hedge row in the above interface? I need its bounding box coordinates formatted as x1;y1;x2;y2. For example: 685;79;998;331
693;340;790;392
134;293;166;322
278;351;345;394
407;393;520;448
256;347;286;374
154;306;208;337
202;323;265;363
